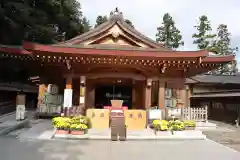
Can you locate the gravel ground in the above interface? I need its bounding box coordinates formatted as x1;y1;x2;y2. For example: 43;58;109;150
203;120;240;152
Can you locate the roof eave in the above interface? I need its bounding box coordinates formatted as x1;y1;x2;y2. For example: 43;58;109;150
0;45;31;55
22;42;210;58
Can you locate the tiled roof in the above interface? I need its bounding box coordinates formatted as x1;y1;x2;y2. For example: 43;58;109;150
191;92;240;98
60;10;165;49
186;74;240;84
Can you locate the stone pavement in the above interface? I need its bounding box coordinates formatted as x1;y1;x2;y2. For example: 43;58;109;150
80;128;206;140
6;118;54;141
0;137;239;160
0;110;38;136
203;120;240;152
0;112;29;135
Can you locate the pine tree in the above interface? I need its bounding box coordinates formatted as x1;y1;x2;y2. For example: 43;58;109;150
212;24;238;74
81;17;91;33
156;13;184;49
94;15;108;28
192;15;216;51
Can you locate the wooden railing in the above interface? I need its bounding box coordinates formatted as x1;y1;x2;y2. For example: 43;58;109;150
181;106;208;122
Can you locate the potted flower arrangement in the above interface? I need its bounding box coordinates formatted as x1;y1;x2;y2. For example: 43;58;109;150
168;120;185;135
152;120;169;135
52;115;90;136
72;116;90;127
183;120;196;130
70;123;88;135
54;118;71;134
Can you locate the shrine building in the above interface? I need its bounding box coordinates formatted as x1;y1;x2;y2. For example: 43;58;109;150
0;10;234;111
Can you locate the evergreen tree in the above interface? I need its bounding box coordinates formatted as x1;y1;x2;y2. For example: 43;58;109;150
156;13;184;49
94;15;108;28
94;14;135;28
192;15;216;51
0;0;89;45
212;24;238;74
81;17;91;33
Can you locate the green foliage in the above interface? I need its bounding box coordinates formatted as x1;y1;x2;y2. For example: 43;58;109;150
52;117;72;130
52;116;91;131
192;16;238;75
94;15;134;28
156;13;184;49
183;120;196;127
168;120;185;131
152;119;195;132
94;15;108;28
192;15;216;50
152;120;168;131
210;24;238;74
70;123;88;131
71;115;91;128
0;0;91;45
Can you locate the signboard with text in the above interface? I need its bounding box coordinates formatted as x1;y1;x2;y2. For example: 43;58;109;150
63;89;73;108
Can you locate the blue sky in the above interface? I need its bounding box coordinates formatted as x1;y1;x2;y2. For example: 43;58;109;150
79;0;240;68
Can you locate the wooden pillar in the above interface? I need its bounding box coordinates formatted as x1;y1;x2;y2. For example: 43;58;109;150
185;85;190;107
180;88;186;107
79;76;86;109
186;85;191;107
158;80;165;109
132;80;136;109
145;79;152;109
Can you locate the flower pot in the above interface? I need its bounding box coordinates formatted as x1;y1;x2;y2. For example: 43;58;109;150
185;126;195;130
56;129;69;134
71;130;85;135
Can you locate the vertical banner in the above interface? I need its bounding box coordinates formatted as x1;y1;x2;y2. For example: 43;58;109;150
63;89;73;108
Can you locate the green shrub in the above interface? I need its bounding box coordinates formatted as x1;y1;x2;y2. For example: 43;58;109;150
52;117;72;128
152;120;169;131
72;116;88;124
183;120;196;127
168;120;185;131
70;123;88;131
52;116;91;130
54;119;71;130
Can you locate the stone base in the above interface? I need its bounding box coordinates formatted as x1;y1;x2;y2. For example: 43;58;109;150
53;129;206;140
195;122;217;130
55;130;69;135
70;130;85;135
54;133;89;140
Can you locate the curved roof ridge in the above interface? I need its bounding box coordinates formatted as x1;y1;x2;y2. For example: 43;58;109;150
56;8;166;49
58;20;115;45
116;20;165;49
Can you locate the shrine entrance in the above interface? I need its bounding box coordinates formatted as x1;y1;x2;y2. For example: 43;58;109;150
95;85;132;109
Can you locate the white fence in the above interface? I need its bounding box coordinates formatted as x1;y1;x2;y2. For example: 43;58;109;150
182;106;208;122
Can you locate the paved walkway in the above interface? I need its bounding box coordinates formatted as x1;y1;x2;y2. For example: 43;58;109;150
85;128;205;140
18;119;53;140
0;138;239;160
203;120;240;152
0;111;36;136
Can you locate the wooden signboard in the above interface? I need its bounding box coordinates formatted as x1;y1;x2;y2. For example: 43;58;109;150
63;89;73;108
124;110;146;130
86;109;110;129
